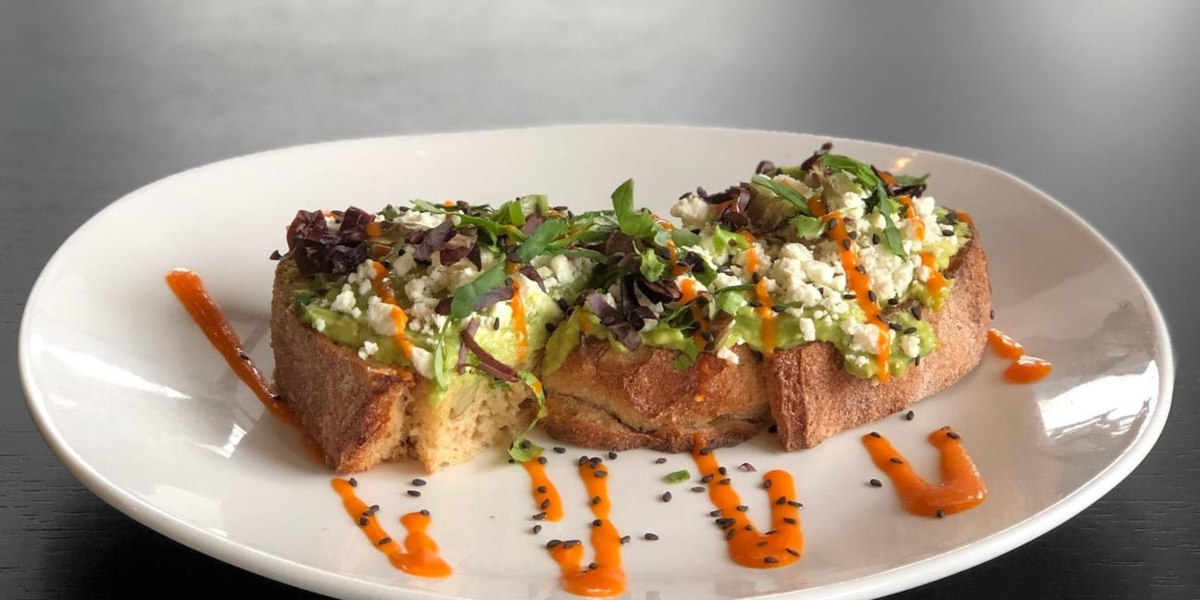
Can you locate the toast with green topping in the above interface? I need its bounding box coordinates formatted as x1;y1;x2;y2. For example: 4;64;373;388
270;198;597;472
540;146;990;452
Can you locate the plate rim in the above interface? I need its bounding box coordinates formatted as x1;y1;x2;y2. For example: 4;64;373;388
18;124;1176;600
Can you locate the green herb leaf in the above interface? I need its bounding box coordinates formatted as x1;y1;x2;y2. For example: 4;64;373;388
611;179;656;239
873;183;908;257
672;343;698;370
639;248;666;281
450;263;508;318
823;154;882;191
517;219;567;263
508;371;548;462
411;199;447;213
664;469;691;483
501;200;526;227
750;174;812;215
711;225;750;256
791;214;824;240
893;173;929;186
562;247;610;264
669;228;702;247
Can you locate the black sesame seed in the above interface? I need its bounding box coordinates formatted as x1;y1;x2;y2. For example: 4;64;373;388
407;490;421;497
532;511;549;520
783;517;797;524
608;451;618;460
769;424;779;434
914;356;922;366
508;458;515;464
843;293;857;300
556;298;570;311
827;219;838;231
553;446;566;454
763;479;773;489
520;440;531;449
378;537;392;545
757;540;768;547
788;501;803;508
905;410;915;421
752;272;763;283
700;447;712;456
537;456;547;465
889;321;903;331
947;431;961;440
772;305;786;313
701;474;714;484
890;457;903;464
738;463;756;472
855;265;867;274
537;486;547;493
765;556;779;564
870;431;882;438
726;529;736;540
872;233;881;245
620;535;631;545
578;456;589;466
718;466;727;476
736;505;748;512
348;477;358;487
588;562;598;570
700;331;715;342
593;519;603;527
748;300;763;308
644;533;660;541
662;492;672;502
592;496;601;505
842;238;852;251
719;478;731;485
691;486;706;493
541;499;551;509
654;457;667;464
936;509;946;519
420;509;430;516
775;496;787;505
358;517;369;526
589;457;602;466
848;231;859;240
547;539;562;548
412;478;427;487
594;470;608;478
904;326;917;335
710;509;723;517
942;229;954;236
716;517;735;528
563;540;580;549
990;308;996;319
532;524;542;534
911;306;923;320
786;547;800;557
870;479;883;488
868;290;878;303
544;322;556;333
887;298;900;306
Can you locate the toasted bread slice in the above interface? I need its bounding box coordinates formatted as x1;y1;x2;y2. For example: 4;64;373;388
271;261;537;473
542;231;990;452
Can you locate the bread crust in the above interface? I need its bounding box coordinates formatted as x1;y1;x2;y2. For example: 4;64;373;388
767;233;991;450
271;263;415;473
543;230;990;453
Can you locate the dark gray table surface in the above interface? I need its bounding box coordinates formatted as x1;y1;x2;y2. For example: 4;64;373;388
2;1;1197;598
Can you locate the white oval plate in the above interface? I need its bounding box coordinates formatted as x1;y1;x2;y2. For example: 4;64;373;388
20;126;1173;600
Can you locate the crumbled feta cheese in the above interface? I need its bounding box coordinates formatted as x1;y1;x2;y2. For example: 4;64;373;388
409;346;434;379
670;194;717;229
852;354;870;368
901;335;921;358
857;244;916;303
331;284;357;315
717;346;740;365
803;261;837;287
799;317;816;342
313;318;326;333
391;252;417;278
917;265;932;283
357;340;379;360
713;272;743;291
366;296;397;336
395;210;447;230
844;320;884;355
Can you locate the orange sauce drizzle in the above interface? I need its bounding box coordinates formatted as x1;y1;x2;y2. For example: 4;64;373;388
1005;355;1053;383
331;478;451;578
806;195;829;218
521;454;563;521
823;212;891;382
861;428;987;517
365;221;383;238
365;261;416;362
986;328;1024;359
987;328;1052;383
667;239;687;277
897;196;924;240
165;269;296;425
956;211;974;225
547;459;627;597
578;306;591;335
691;439;803;568
507;262;529;363
920;252;946;297
743;238;778;355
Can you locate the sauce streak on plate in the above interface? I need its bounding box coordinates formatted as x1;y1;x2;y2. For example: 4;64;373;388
862;428;987;517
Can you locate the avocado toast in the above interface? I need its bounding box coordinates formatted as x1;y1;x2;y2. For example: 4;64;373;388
270;144;991;472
